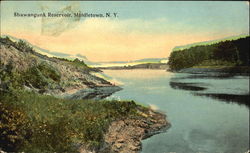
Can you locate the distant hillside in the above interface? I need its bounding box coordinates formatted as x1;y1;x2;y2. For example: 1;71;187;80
168;36;250;71
133;58;168;63
100;58;168;64
99;63;168;70
94;58;168;68
173;34;249;51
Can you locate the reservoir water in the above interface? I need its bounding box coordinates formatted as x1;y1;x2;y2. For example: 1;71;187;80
104;70;249;153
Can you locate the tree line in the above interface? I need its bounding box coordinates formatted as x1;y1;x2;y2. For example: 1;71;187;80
168;36;249;70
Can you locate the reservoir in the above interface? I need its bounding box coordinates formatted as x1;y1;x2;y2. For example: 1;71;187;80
104;70;249;153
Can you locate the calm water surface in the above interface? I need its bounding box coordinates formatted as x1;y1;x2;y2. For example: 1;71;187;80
104;70;249;153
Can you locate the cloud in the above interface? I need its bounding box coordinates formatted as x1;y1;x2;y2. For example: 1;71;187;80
2;17;237;62
68;17;191;35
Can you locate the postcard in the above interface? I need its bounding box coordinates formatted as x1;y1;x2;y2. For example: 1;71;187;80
0;1;249;153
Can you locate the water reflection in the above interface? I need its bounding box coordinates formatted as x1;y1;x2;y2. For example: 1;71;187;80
170;82;207;91
194;93;250;107
169;72;249;108
172;73;236;80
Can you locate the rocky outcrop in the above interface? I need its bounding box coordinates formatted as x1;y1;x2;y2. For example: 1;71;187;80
78;108;169;153
103;109;169;153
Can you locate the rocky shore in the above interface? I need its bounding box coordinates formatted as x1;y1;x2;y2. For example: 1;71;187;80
64;86;122;100
104;110;169;153
80;108;169;153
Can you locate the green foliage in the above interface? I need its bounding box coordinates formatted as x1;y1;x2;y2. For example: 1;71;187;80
0;37;34;53
16;40;34;53
53;57;91;71
0;100;30;152
23;66;49;89
0;37;15;47
21;62;61;90
0;61;61;93
0;90;142;152
37;62;61;82
70;58;88;69
196;60;237;67
52;57;71;62
0;62;24;91
168;36;250;70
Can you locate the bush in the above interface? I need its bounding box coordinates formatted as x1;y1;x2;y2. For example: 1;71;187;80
37;62;61;82
0;101;30;152
16;40;34;53
69;58;89;70
0;62;24;91
23;66;49;89
23;62;61;89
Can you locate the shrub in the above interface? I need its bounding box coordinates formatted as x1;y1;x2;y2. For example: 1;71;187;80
37;62;61;82
23;62;61;89
16;40;34;53
0;101;30;152
23;66;49;89
0;61;24;91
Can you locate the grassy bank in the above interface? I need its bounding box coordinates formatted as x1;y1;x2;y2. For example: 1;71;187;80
0;90;144;152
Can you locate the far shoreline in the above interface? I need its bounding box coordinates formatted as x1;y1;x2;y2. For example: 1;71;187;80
174;66;250;76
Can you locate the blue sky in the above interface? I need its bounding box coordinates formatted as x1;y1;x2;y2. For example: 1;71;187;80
1;1;249;61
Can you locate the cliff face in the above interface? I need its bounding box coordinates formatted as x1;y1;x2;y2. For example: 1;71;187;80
0;37;117;98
